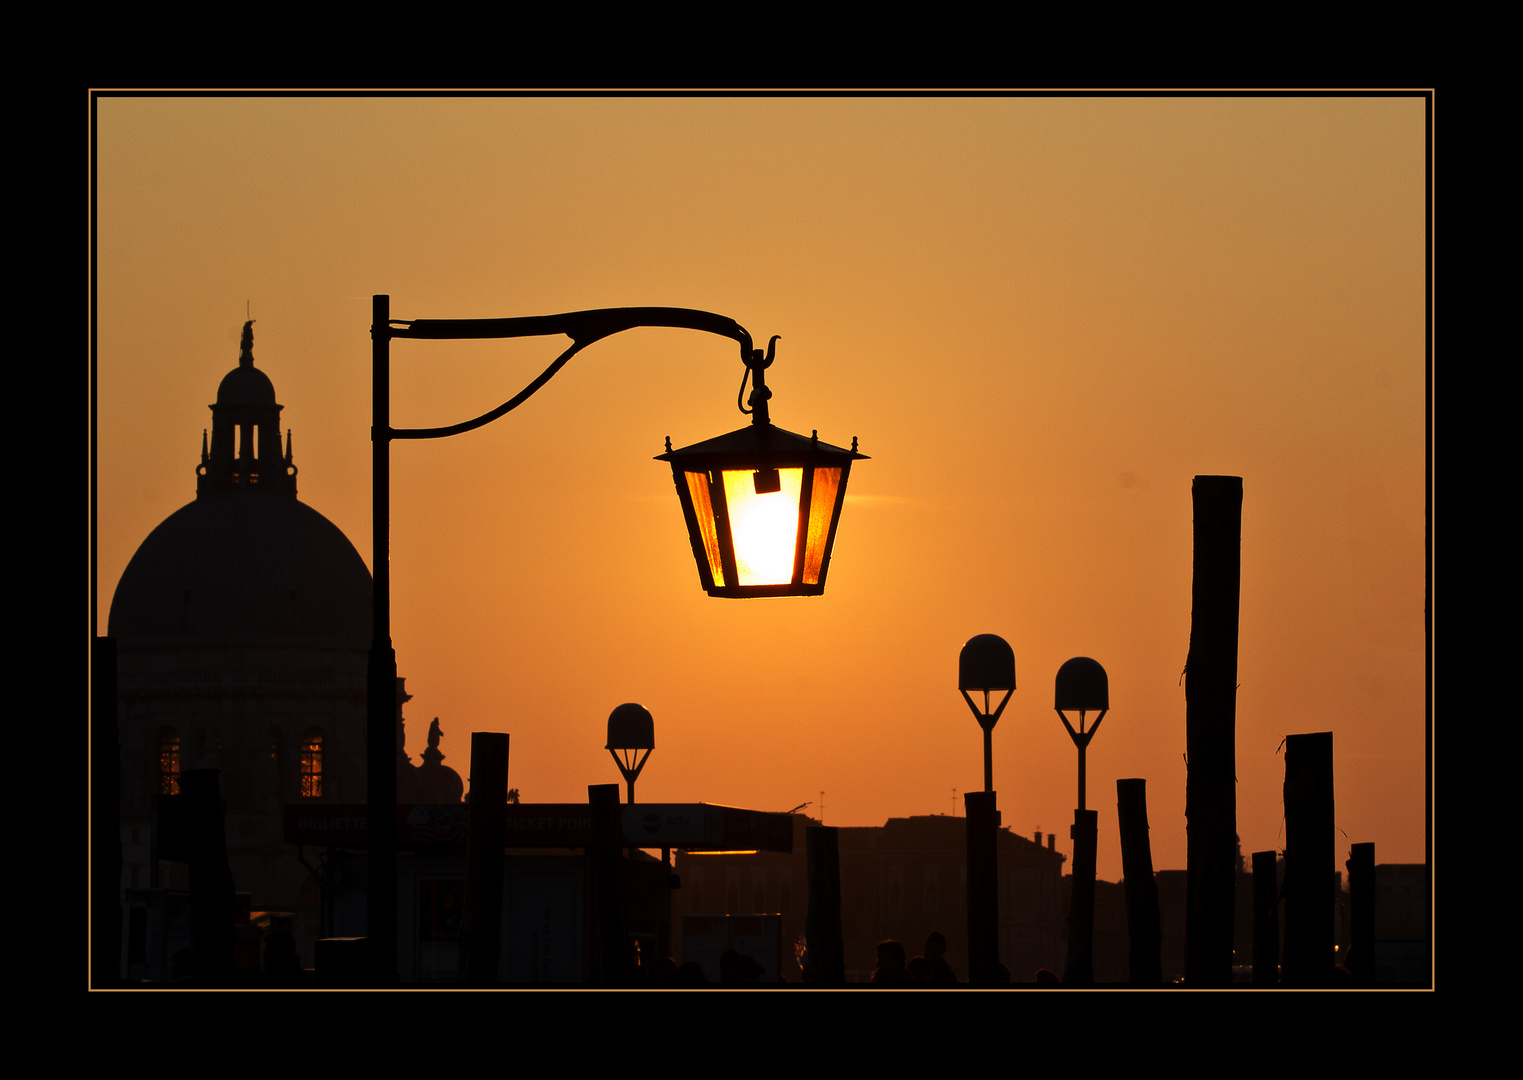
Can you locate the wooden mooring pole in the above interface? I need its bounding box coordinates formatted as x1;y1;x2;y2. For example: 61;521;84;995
1252;849;1279;985
459;732;509;985
1347;841;1375;985
965;790;1000;986
1282;731;1333;986
1064;808;1098;986
589;783;629;986
182;768;235;984
1117;778;1161;986
1185;475;1241;987
805;825;845;984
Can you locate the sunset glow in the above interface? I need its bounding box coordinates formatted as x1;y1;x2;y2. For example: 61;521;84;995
93;94;1429;887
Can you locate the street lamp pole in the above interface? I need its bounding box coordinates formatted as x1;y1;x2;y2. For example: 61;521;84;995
366;295;863;983
1054;655;1110;986
1054;656;1109;811
369;295;398;985
957;633;1015;986
958;634;1016;794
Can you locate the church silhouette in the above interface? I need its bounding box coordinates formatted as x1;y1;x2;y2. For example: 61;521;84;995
110;321;460;972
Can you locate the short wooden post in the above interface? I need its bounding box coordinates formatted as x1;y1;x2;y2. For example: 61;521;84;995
1117;779;1161;986
182;768;235;983
1063;808;1098;985
965;790;1000;986
589;783;629;986
1252;850;1279;985
1347;841;1375;985
1283;731;1333;986
805;825;845;984
458;732;509;985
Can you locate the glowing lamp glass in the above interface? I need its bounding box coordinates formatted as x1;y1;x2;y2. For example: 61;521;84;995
660;426;865;598
724;467;802;585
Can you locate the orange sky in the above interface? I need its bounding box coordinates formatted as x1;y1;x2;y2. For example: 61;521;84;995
93;94;1429;884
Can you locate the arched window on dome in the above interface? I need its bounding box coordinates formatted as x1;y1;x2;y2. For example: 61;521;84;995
157;730;180;796
300;730;324;798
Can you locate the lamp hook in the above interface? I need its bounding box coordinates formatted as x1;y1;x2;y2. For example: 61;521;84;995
737;335;779;424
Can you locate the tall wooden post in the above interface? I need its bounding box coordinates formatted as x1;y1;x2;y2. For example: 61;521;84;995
1252;850;1279;985
1117;779;1161;986
805;825;844;984
1283;731;1333;986
1347;841;1374;985
459;732;509;985
965;790;1000;986
1185;475;1241;986
589;783;628;986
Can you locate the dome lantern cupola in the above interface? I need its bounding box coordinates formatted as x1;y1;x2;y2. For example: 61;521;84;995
198;320;297;497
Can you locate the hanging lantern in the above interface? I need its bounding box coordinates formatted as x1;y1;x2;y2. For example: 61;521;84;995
658;424;866;598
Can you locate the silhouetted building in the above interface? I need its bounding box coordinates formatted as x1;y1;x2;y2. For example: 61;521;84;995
1087;877;1130;982
109;322;460;965
300;801;787;983
1153;863;1256;984
1371;862;1429;984
677;815;1065;982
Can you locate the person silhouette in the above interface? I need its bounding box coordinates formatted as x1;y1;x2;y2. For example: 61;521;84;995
918;930;957;985
871;939;911;986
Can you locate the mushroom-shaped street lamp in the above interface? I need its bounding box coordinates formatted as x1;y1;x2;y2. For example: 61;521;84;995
959;634;1016;794
606;702;655;806
1054;656;1109;811
1055;656;1109;986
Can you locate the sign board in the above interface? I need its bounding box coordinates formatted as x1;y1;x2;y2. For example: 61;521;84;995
626;804;794;852
285;802;792;852
283;803;468;846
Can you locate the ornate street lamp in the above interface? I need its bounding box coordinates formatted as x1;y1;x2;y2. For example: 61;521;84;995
606;702;654;806
657;336;865;595
366;297;865;983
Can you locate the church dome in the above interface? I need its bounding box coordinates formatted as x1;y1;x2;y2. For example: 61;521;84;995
108;320;428;963
108;494;371;646
108;320;371;647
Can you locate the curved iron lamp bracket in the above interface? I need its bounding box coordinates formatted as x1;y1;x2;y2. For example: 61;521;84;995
738;335;780;424
382;307;760;441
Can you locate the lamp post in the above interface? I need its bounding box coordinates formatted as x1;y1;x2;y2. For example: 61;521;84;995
606;702;655;871
958;634;1016;794
1054;656;1109;811
367;296;865;983
606;702;654;807
1055;655;1109;986
958;633;1014;986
